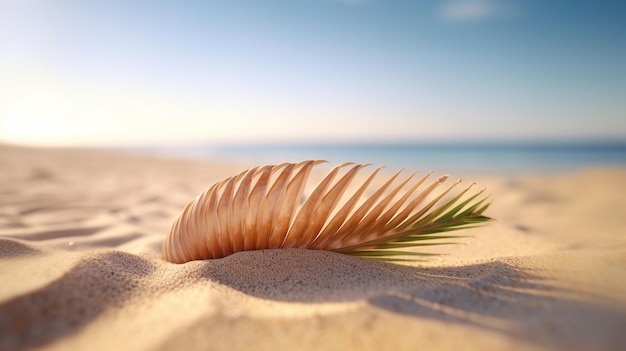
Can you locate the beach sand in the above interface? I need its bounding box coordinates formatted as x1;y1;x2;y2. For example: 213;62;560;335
1;145;625;351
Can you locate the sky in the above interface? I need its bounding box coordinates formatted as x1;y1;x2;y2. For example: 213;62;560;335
0;0;625;147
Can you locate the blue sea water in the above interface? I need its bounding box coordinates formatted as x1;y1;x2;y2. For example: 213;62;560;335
149;141;626;174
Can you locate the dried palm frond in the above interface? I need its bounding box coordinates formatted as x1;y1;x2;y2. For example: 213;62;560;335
162;160;491;264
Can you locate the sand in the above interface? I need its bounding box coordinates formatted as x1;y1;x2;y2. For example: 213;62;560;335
1;144;625;351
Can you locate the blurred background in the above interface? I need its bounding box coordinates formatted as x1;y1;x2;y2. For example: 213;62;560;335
1;0;625;172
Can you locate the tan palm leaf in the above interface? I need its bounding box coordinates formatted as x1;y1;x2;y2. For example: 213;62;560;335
162;160;491;264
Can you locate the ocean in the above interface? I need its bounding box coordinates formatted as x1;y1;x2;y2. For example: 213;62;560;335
142;141;626;175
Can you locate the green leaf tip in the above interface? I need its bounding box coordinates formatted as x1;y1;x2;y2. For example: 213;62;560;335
330;178;493;262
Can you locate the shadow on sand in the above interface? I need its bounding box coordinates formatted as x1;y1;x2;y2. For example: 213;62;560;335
0;251;155;351
1;248;624;351
191;249;625;351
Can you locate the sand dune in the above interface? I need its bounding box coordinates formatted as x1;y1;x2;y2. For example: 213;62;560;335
1;145;625;351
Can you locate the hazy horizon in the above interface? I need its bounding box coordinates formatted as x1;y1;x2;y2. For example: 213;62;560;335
5;136;626;150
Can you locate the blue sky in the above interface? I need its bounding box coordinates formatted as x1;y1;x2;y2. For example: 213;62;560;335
1;0;624;146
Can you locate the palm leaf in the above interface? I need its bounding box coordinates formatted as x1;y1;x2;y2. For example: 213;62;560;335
163;160;492;264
